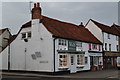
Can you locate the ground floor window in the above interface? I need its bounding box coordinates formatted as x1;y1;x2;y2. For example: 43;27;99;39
85;57;88;64
77;55;84;65
90;56;102;66
59;54;68;67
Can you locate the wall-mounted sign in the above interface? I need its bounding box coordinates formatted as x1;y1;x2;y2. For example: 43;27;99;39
68;40;76;51
40;61;48;63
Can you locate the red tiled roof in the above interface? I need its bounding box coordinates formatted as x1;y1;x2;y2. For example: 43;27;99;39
111;24;120;35
90;19;119;35
22;16;102;44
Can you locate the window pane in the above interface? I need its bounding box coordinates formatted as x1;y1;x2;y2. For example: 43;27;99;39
22;33;26;39
28;32;31;38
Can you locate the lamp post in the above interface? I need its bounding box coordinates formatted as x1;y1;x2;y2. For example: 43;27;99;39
3;38;10;71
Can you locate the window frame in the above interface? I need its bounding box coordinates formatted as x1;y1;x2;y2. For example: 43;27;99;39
77;55;84;65
59;54;68;67
21;33;26;39
109;44;111;51
108;33;110;39
105;43;107;51
27;32;31;38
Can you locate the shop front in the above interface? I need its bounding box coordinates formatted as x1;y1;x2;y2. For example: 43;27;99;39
89;52;103;71
58;51;86;73
103;52;120;69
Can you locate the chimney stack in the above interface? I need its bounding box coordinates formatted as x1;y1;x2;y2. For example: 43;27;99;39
32;2;42;19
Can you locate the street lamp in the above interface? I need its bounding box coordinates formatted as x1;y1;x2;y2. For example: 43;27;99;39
3;37;10;71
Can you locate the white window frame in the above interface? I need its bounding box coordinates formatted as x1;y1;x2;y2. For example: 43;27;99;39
59;54;68;67
108;33;110;39
92;44;97;50
77;55;84;66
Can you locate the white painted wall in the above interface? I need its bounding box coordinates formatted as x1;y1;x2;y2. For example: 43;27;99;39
103;32;119;51
86;20;103;43
10;19;54;72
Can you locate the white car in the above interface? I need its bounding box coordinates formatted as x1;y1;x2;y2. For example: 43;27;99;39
117;57;120;70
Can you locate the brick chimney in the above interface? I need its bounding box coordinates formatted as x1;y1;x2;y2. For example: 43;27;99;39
32;3;42;19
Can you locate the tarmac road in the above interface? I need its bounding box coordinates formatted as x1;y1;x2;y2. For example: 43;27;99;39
1;69;120;80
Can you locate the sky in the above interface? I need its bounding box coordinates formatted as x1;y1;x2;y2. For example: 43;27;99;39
1;2;119;34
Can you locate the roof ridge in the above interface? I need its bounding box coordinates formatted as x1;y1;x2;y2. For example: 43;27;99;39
90;19;110;27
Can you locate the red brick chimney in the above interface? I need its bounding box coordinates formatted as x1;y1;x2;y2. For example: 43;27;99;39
32;2;42;19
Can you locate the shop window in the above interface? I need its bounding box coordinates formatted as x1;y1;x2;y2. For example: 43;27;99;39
59;54;68;67
93;57;99;65
77;55;84;65
71;56;74;65
85;57;88;64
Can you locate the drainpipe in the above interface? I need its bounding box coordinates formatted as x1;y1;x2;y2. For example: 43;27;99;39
102;32;105;69
53;37;57;73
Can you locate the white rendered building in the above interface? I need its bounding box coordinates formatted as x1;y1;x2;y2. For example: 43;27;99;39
1;3;103;73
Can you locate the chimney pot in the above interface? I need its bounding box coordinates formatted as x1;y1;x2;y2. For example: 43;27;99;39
34;3;36;8
37;3;40;7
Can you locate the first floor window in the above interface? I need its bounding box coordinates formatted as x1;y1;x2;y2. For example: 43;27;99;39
22;33;26;39
58;39;67;46
108;33;110;39
92;44;97;50
105;43;107;51
77;55;84;65
59;54;68;67
28;32;31;38
109;44;111;51
117;45;119;51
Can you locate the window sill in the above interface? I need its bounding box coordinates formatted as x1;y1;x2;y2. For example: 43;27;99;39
76;65;85;68
58;67;69;70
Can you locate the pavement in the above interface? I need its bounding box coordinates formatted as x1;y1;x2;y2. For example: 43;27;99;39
1;69;120;80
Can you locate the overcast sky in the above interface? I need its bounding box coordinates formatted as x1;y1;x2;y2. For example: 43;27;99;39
2;2;118;34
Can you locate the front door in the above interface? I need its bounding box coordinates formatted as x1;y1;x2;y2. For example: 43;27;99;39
70;55;77;73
